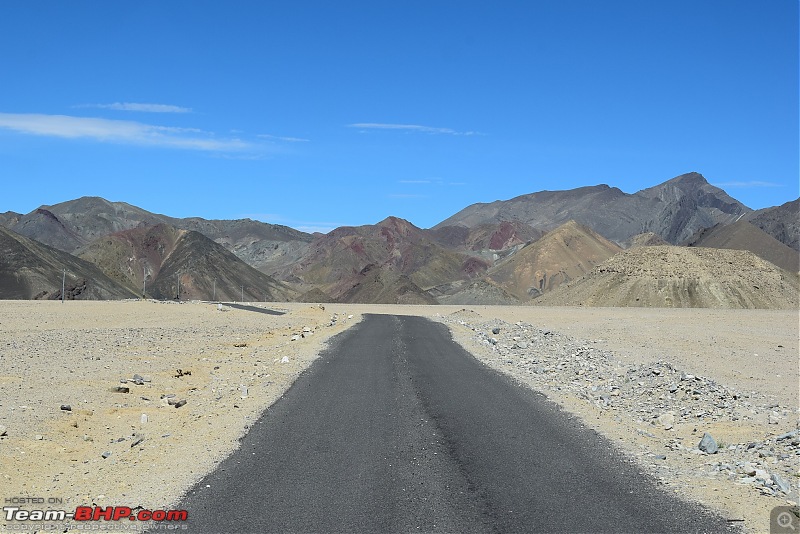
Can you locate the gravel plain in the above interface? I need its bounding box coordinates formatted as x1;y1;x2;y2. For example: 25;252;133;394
0;301;797;533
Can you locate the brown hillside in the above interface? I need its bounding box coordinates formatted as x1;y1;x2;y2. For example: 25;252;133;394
747;198;799;251
434;173;751;244
533;246;799;309
487;220;622;300
283;216;489;300
77;224;184;294
435;279;521;305
0;227;137;300
428;221;544;251
77;224;296;302
336;264;437;305
684;220;799;273
623;232;669;248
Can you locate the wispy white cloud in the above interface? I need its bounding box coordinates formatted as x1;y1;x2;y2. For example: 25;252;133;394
257;134;310;143
348;123;481;136
76;102;192;113
712;181;784;188
0;112;254;152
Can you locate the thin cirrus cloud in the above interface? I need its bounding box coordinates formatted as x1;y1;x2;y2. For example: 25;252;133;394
257;134;310;143
0;112;254;152
348;123;480;136
75;102;193;113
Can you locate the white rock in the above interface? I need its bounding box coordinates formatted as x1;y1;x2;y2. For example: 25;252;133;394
0;425;6;436
657;412;675;430
281;356;289;364
140;414;148;424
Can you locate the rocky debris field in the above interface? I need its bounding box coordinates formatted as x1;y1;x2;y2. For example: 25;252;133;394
0;300;358;533
436;309;799;533
0;300;796;534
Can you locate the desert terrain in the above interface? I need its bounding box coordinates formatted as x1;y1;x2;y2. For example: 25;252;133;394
0;300;797;533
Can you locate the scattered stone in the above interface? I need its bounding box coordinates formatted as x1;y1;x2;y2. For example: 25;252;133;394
60;404;72;411
34;434;43;440
438;314;795;502
130;435;145;448
174;369;191;378
166;398;179;406
101;451;112;459
654;454;667;460
281;356;289;363
140;414;148;424
240;385;248;398
174;400;187;409
302;327;311;333
699;432;719;454
233;343;247;348
0;425;7;436
657;412;675;430
132;374;146;385
110;386;130;394
290;335;300;342
772;473;791;494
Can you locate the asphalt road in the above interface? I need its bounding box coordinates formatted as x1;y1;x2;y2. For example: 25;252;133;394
177;314;736;533
218;302;285;315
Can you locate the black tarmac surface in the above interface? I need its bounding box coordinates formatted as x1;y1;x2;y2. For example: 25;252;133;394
177;314;737;533
218;302;285;316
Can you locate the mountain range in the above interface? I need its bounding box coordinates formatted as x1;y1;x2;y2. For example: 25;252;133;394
2;172;798;308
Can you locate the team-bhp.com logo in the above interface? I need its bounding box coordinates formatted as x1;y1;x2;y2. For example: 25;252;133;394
4;505;187;523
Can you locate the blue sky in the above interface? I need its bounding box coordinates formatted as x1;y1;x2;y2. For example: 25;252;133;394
1;1;797;233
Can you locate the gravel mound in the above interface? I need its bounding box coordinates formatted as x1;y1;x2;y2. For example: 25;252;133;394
534;246;799;308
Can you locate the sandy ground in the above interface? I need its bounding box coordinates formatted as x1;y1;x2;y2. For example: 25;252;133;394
0;301;797;533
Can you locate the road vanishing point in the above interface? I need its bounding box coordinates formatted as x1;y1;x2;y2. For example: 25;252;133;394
177;314;736;533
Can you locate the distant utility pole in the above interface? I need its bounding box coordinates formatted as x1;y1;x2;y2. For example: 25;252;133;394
142;266;146;299
61;268;66;303
241;285;244;303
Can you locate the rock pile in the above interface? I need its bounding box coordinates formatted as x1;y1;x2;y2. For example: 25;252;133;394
438;312;798;501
